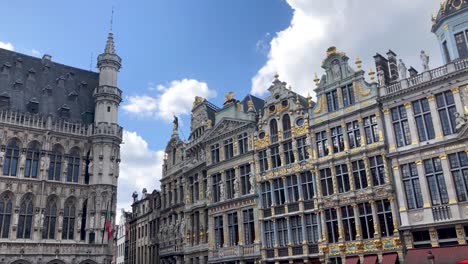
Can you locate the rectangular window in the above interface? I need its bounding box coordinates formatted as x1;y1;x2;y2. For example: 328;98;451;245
359;202;375;239
301;171;315;201
401;163;423;209
240;164;251;196
270;146;281;169
238;132;249;155
455;32;468;58
261;181;272;208
286;175;299;202
326;89;339;112
346;120;361;149
305;213;319;243
273;178;286;205
341;84;355;107
369;155;385;186
212;173;222;202
325;208;339;243
352;160;368;190
243;209;255;245
264;220;275;248
377;199;394;237
424;157;449;205
363;115;379;144
391;105;412;147
24;150;39;178
448;152;468;202
283;141;295;165
443;41;451;62
227;212;239;246
331;126;345;153
336;164;350;193
315;131;329;158
436;91;457;136
296;136;309;161
259;149;268;172
225;169;235;200
276;218;289;247
290;215;303;245
342;205;356;241
224;138;234;160
320;168;334;196
413;98;435;142
210;144;220;164
214;215;224;248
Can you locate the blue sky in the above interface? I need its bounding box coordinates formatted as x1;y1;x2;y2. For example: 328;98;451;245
0;0;443;212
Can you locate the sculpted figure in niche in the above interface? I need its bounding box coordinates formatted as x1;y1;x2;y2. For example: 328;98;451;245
233;177;240;197
331;60;341;81
249;174;255;194
377;69;385;86
173;115;179;132
219;180;225;200
421;50;430;71
455;112;467;131
0;150;5;165
398;59;407;80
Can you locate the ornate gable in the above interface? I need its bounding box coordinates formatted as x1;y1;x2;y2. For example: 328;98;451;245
205;118;252;142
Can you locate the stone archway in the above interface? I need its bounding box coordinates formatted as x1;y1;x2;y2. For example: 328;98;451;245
47;260;66;264
79;260;98;264
10;260;32;264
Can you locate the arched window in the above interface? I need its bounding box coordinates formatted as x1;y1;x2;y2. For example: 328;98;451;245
0;192;12;238
3;139;20;176
282;114;291;139
42;196;57;239
62;198;76;240
17;194;34;239
66;148;80;183
24;142;40;178
48;145;63;181
270;119;278;143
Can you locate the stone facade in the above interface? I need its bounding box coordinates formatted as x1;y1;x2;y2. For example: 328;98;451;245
0;31;122;263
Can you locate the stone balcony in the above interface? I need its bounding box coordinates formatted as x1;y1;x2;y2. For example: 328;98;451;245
209;244;261;261
380;58;468;97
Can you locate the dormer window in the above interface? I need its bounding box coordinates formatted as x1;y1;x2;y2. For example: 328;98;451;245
27;98;39;114
58;104;70;118
282;114;291;139
0;93;10;109
68;91;78;101
326;90;339;112
270;119;278;143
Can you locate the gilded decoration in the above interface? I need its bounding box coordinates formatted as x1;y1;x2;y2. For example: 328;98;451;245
292;120;308;136
254;134;270;149
357;81;371;97
314;95;324;114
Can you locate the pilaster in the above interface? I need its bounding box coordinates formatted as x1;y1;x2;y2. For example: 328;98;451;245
382;108;396;150
369;200;380;238
427;95;444;139
404;102;418;145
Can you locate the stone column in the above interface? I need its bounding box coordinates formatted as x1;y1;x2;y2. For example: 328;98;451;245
452;87;464;114
357;117;366;146
381;153;391;184
278;143;285;166
362;156;373;188
297;173;304;201
208;215;214;248
292;140;299;163
392;164;409;225
341;122;349;151
282;176;289;204
220;171;226;202
286;216;293;247
382;108;396;151
439;154;459;208
238;209;244;246
369;200;380;238
336;206;344;242
319;209;326;242
223;214;229;247
352;204;361;239
429;227;439;247
254;207;261;244
234;166;240;198
389;196;399;234
326;128;333;155
309;134;317;160
375;111;385;142
337;88;343;109
404;102;418;145
426;95;444;139
346;161;355;191
313;167;322;198
300;214;308;245
330;162;338;195
415;160;432;209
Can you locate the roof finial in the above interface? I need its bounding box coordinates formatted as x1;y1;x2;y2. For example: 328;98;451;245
110;6;114;32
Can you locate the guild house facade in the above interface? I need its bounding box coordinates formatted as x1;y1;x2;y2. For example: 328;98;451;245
0;31;123;263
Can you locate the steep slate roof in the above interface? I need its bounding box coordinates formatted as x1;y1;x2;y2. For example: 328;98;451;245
0;48;99;123
432;0;468;31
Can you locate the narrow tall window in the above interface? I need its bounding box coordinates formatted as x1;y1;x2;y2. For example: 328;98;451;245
42;196;58;239
17;194;33;239
225;169;235;199
296;136;309;161
237;132;248;155
214;215;224;248
3;139;20;176
424;157;449;205
391;105;411;147
342;205;356;241
172;148;176;165
276;218;288;247
346;120;361;149
270;146;281;169
326;90;339;112
331;126;345;153
341;84;355;107
436;91;457;136
325;208;339;243
290;215;303;245
261;181;272;208
0;192;12;238
270;119;279;143
62;198;76;240
240;164;251;195
413;98;435;142
443;41;451;62
305;213;319;243
48;145;63;181
283;141;294;165
377;199;394;237
363;115;379;144
370;155;385;186
227;212;239;246
66;148;80;183
449;152;468;202
359;202;375;239
282;114;291;139
401;163;423;209
212;173;222;202
273;178;285;205
455;32;468;58
243;209;255;245
24;142;40;178
352;160;368;190
264;220;275;248
286;175;299;203
316;131;329;158
210;143;220;164
320;168;334;196
224;138;234;160
301;171;315;201
336;164;350;193
258;150;268;172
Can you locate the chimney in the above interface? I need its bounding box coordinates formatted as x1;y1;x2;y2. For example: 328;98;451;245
373;53;390;85
41;54;52;65
387;50;399;82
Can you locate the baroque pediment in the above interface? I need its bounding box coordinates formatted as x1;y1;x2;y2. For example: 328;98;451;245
205;118;252;141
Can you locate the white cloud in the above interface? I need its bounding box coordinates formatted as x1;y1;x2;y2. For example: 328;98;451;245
117;130;164;215
31;49;41;56
0;41;14;51
122;78;216;122
251;0;441;97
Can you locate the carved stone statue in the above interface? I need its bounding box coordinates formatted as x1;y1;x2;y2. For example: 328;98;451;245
98;159;103;174
233;177;240;198
34;211;41;228
331;60;341;81
132;191;138;202
224;92;235;105
0;150;5;165
219;180;225;201
421;50;430;71
173;115;179;132
398;59;407;80
249;175;255;194
455;112;467;131
179;218;185;237
206;185;212;201
77;214;82;230
90;214;95;229
377;69;385;86
88;159;94;174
